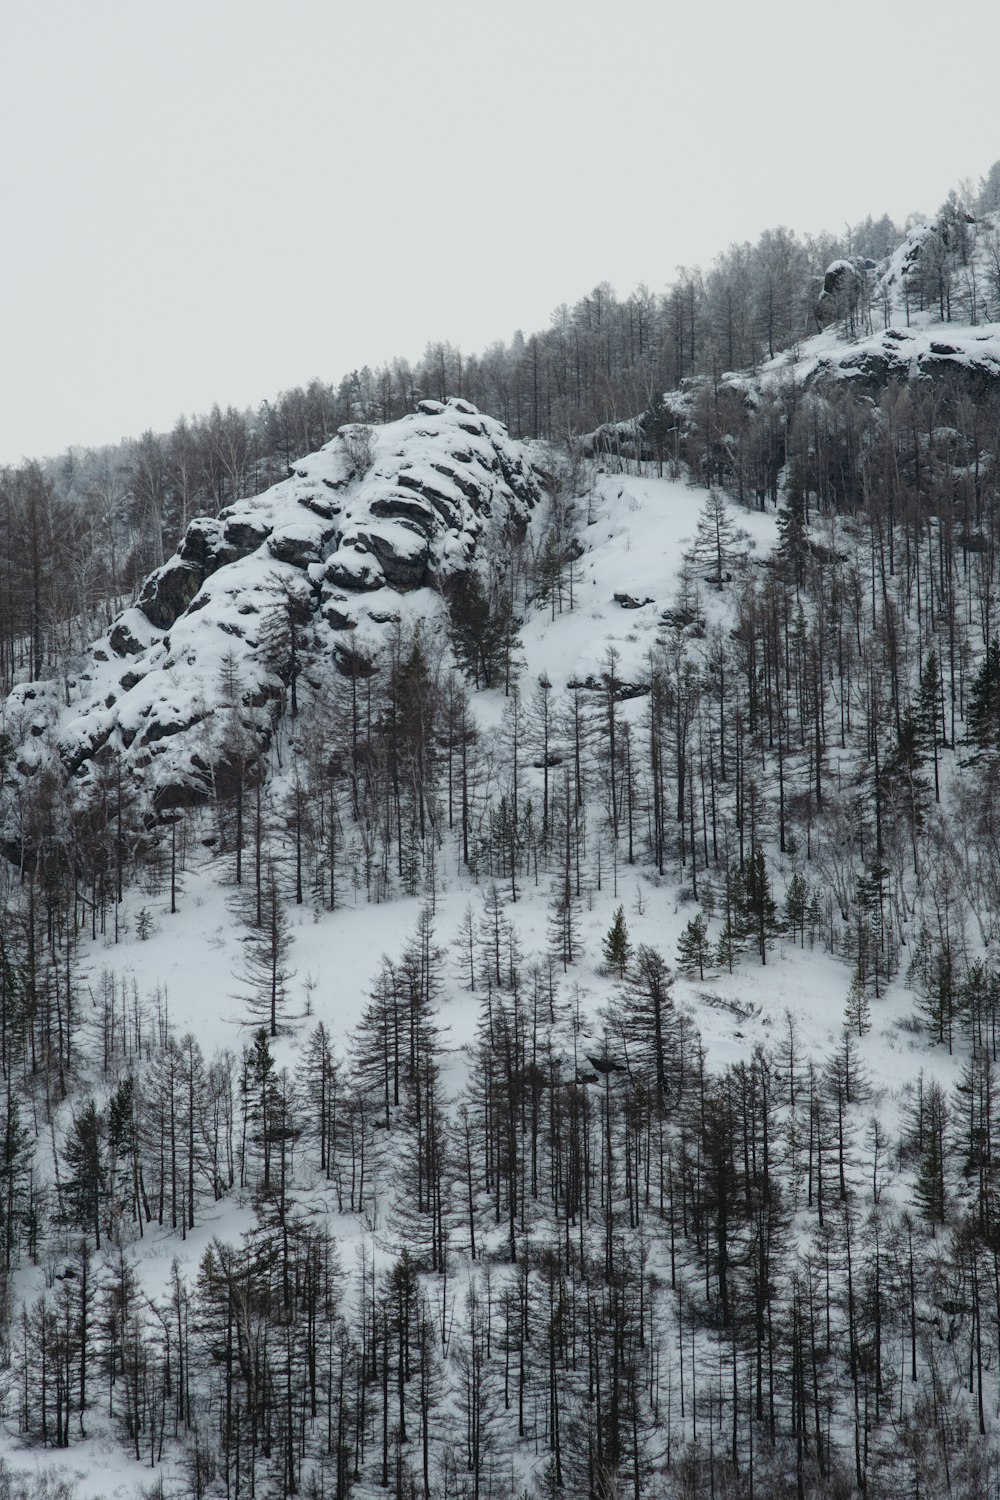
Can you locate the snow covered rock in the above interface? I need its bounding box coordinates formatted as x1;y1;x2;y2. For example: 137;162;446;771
814;258;861;329
0;400;544;837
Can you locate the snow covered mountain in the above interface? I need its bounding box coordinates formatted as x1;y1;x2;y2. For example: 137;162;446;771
8;198;1000;1500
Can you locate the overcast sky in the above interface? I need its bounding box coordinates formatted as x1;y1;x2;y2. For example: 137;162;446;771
2;0;998;466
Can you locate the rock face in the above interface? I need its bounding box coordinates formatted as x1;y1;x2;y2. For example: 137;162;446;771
1;400;543;830
815;259;862;330
803;324;1000;395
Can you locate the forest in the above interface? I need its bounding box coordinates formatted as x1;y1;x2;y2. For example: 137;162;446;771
3;168;1000;1499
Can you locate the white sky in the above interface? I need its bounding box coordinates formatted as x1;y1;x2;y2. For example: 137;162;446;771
2;0;998;466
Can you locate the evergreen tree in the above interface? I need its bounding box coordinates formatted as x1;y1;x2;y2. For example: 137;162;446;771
602;904;632;978
61;1099;107;1250
774;484;808;585
967;639;1000;754
913;1079;949;1229
106;1075;145;1236
736;846;778;964
882;704;931;832
446;572;522;692
617;945;677;1106
0;1083;33;1266
784;871;809;946
844;971;872;1038
676;911;711;980
258;577;313;719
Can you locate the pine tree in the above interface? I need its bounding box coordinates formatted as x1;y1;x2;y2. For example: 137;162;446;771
61;1099;107;1250
676;912;710;981
774;485;808;585
106;1075;145;1236
602;905;632;978
967;639;1000;754
784;872;809;946
0;1082;33;1266
844;971;872;1038
913;1079;949;1229
258;577;313;719
736;846;778;964
447;572;522;692
882;704;931;831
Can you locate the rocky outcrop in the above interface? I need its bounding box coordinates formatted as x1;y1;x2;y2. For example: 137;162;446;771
1;400;544;834
815;259;862;330
804;324;1000;396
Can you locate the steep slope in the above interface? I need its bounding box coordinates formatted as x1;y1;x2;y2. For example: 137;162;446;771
1;399;543;831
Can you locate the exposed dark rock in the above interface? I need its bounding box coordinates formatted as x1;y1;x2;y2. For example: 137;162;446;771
137;560;204;631
222;516;271;554
1;399;544;845
109;621;145;658
333;642;380;678
815;259;861;330
298;494;338;518
394;474;463;527
586;1053;622;1075
369;493;439;533
431;461;481;504
178;517;225;571
661;606;704;629
141;711;205;745
61;720;114;775
567;673;650;701
268;526;336;567
353;526;428;588
324;551;385;591
322;602;358;631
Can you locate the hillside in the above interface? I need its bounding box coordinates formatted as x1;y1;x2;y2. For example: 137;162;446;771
6;196;1000;1499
